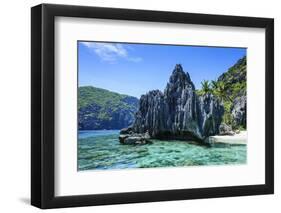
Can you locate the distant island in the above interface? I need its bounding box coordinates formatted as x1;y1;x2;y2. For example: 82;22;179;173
78;86;139;130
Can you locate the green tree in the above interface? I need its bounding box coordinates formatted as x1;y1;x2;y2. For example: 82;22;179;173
211;80;218;90
212;81;232;102
200;80;212;95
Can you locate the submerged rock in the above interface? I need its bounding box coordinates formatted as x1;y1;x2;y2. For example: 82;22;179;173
124;136;146;145
119;131;152;145
119;134;129;144
128;64;224;143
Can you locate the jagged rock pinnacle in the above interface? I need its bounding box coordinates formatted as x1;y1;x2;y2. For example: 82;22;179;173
130;64;224;142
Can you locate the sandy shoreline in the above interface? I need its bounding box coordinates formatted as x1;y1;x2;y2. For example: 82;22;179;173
208;131;247;145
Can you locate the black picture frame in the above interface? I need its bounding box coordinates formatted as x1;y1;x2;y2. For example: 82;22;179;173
31;3;274;209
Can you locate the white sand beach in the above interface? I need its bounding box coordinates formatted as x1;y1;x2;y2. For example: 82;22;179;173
208;131;247;145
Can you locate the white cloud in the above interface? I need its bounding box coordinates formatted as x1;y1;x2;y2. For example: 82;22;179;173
127;57;142;63
81;42;142;63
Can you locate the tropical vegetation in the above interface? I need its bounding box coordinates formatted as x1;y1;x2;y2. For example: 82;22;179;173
196;56;246;129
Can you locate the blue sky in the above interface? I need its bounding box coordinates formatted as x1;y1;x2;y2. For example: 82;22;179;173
78;41;246;98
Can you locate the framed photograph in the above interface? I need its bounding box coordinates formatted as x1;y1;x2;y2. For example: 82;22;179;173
31;3;274;209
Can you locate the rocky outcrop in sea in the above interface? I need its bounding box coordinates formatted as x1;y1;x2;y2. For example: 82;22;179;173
120;64;224;144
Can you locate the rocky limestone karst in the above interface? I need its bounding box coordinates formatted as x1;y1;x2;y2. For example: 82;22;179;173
197;93;225;138
120;64;224;143
231;91;246;128
119;128;152;145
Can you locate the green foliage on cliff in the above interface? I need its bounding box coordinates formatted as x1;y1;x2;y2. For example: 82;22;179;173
217;56;246;99
79;86;129;110
197;56;247;129
218;56;246;129
79;86;139;130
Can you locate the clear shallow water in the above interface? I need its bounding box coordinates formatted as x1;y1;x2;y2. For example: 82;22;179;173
78;130;247;171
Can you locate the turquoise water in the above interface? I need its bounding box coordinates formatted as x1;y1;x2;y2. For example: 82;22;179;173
78;130;247;171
